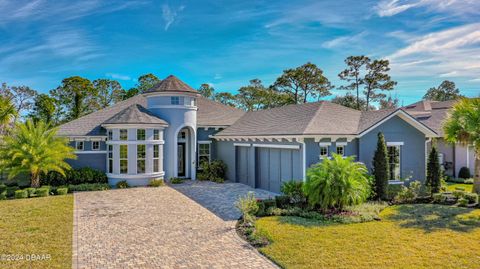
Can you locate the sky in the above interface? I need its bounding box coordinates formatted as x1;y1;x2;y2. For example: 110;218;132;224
0;0;479;105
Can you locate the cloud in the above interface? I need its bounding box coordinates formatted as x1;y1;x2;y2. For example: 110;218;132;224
375;0;480;18
387;23;480;79
214;74;222;80
322;32;368;49
162;4;185;31
106;73;132;81
376;0;417;17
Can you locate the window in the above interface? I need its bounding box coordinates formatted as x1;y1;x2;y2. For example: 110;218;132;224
153;145;160;172
120;129;128;140
137;129;145;140
92;141;100;151
120;145;128;174
319;146;328;159
137;145;145;174
153;129;160;140
198;143;211;168
108;145;113;173
107;130;113;140
76;141;84;150
171;96;180;105
388;145;401;180
180;131;186;139
336;145;344;156
193;98;197;106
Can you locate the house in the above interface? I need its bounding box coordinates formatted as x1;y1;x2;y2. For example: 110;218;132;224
403;100;476;178
58;75;438;192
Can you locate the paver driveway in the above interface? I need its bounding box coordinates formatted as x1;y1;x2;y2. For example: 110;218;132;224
73;182;277;269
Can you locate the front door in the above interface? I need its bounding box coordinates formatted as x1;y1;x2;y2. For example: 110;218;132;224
178;143;186;177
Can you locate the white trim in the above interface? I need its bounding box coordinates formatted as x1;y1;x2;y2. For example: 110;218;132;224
75;150;107;154
91;141;100;151
74;138;86;141
302;141;306;181
335;145;345;156
387;142;404;146
234;143;251;147
75;141;84;151
358;109;438;138
147;105;198;111
197;142;211;168
319;142;331;146
143;91;199;98
252;144;300;150
106;171;165;179
64;136;107;141
106;140;165;145
319;145;329;159
198;140;212;144
335;142;348;146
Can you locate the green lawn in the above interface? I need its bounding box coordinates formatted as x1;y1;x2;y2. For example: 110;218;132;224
256;204;480;268
0;195;73;269
446;182;473;192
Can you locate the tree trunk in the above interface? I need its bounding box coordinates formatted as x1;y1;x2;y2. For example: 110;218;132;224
31;172;40;188
474;155;480;194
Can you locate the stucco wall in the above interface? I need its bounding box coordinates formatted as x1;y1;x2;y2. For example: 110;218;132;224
304;138;359;168
67;153;106;171
359;115;427;181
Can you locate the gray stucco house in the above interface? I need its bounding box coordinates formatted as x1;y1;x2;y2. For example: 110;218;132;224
58;75;439;192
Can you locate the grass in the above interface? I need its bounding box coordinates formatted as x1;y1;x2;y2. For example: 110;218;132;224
256;204;480;268
446;182;473;192
0;195;73;269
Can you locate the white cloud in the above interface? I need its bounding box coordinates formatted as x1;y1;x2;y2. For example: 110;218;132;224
106;73;132;81
387;23;480;79
162;4;185;31
375;0;480;17
376;0;417;17
322;32;367;49
214;74;222;80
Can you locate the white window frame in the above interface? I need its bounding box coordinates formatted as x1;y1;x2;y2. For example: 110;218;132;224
92;141;100;151
76;141;84;151
153;129;160;140
198;141;211;169
137;129;146;141
108;145;113;174
120;129;128;141
153;144;160;172
171;96;180;105
336;145;345;156
319;145;329;159
137;144;146;174
107;130;113;140
119;145;128;174
387;145;401;180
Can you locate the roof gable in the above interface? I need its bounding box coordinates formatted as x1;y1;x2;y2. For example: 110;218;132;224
103;104;168;126
145;75;198;94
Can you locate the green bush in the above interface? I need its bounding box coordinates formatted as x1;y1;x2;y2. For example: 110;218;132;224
56;188;68;195
116;180;129;189
148;179;165;187
465;178;474;184
235;192;259;224
0;193;6;200
36;188;49;197
170;177;184;184
432;193;447;204
458;197;468;207
0;184;7;194
275;195;291;209
464;193;478;204
6;186;19;198
426;146;441;194
14;190;28;199
281;180;306;205
41;167;108;186
25;187;36;197
372;132;389;200
452;190;465;199
197;160;227;183
387;184;403;200
68;183;110;192
394;181;422;204
458;167;471;179
304;154;371;210
446;177;467;183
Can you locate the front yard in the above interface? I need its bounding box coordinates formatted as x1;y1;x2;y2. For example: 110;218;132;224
256;204;480;268
0;195;73;269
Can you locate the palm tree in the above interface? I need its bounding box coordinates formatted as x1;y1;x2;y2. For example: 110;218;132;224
0;95;17;133
0;120;76;187
443;98;480;193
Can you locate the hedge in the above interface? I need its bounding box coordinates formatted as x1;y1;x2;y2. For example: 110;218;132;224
41;167;107;186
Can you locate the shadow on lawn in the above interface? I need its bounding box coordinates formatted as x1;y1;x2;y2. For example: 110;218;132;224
384;204;480;233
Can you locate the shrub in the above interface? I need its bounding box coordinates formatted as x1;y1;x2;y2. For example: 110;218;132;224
36;187;49;197
197;160;227;183
458;197;468;207
6;186;19;198
458;167;471;179
452;190;465;199
432;193;447;204
387;184;403;200
464;193;478;204
394;181;422;204
281;180;306;205
14;190;28;199
170;177;184;184
0;192;6;200
304;154;371;210
115;180;129;189
235;192;259;224
275;195;291;209
25;187;36;197
0;184;7;194
257;199;276;216
42;167;108;186
426;146;441;194
148;179;165;187
372;132;389;200
465;178;474;184
56;188;68;195
68;183;110;192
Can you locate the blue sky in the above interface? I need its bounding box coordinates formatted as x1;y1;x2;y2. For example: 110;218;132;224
0;0;479;105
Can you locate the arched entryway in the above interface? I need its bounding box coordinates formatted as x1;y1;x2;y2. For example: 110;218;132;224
175;126;196;179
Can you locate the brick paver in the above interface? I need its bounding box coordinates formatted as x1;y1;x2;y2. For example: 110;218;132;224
73;184;277;269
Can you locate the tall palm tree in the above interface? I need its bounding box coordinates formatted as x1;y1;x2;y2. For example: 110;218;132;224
0;95;17;133
443;98;480;193
0;120;76;187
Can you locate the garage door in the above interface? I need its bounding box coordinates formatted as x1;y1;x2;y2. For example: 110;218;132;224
255;147;302;193
235;146;250;186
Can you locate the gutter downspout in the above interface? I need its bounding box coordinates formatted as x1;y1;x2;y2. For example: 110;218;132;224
425;138;432;180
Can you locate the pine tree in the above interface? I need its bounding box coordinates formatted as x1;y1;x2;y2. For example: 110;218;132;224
373;132;389;200
426;146;441;194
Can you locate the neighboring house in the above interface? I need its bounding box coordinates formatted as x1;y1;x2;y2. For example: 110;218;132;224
404;100;476;178
58;75;438;192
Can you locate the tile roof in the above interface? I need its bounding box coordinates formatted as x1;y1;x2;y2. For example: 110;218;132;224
145;75;198;94
103;104;168;126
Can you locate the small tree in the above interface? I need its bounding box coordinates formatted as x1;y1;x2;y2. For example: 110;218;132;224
373;132;389;200
426;146;441;194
